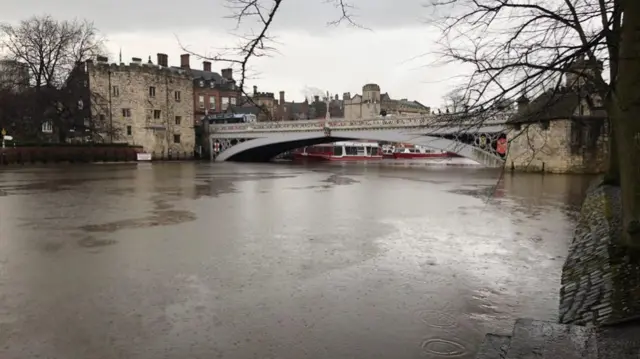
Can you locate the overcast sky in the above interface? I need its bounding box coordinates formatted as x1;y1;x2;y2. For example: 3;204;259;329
2;0;464;108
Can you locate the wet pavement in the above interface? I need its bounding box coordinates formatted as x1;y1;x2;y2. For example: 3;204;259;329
0;161;594;359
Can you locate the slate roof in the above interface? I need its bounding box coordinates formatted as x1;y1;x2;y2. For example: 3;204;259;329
509;87;606;124
171;67;222;82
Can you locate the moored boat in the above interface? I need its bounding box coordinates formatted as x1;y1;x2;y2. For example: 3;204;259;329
392;145;459;159
292;141;383;161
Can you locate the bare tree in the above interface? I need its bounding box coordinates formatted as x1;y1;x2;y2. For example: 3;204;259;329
426;0;640;247
442;89;468;114
181;0;358;121
0;15;106;142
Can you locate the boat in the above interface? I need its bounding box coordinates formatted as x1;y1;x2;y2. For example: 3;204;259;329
381;145;395;159
292;141;383;161
392;145;459;159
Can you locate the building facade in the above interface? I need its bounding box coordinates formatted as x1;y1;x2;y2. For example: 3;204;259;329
73;55;195;156
505;59;608;174
343;83;430;121
171;54;242;127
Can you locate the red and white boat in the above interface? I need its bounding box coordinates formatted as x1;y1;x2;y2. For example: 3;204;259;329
392;145;459;159
292;141;383;161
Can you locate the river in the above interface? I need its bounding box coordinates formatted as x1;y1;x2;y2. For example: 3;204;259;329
0;161;593;359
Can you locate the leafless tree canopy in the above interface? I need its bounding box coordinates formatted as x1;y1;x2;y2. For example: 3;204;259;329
1;15;104;89
0;15;110;142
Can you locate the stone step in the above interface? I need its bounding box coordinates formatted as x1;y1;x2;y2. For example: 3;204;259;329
475;334;511;359
504;319;597;359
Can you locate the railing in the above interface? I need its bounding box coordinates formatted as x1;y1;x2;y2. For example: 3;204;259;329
209;114;512;133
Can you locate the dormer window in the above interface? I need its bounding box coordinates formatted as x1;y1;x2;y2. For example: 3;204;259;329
199;80;204;87
210;81;214;88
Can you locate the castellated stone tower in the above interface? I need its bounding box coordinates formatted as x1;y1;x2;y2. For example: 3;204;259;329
361;83;381;119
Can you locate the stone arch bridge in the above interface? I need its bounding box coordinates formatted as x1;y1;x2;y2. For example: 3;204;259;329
207;116;509;167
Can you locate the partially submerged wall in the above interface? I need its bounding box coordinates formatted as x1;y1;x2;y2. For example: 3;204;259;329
559;183;640;325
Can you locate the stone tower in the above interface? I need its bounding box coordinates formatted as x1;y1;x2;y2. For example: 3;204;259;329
361;83;381;119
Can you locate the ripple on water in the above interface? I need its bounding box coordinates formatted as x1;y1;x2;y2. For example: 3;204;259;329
416;310;459;329
421;338;468;357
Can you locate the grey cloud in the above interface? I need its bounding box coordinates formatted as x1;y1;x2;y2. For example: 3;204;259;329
1;0;427;33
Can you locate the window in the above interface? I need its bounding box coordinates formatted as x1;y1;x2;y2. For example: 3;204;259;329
149;86;156;97
83;118;90;127
209;96;216;110
198;95;204;108
199;80;204;87
153;110;161;119
174;91;181;101
42;121;53;133
112;86;119;97
209;81;215;88
230;97;237;105
540;120;550;130
173;134;181;143
83;80;88;88
77;99;84;110
222;97;229;110
126;126;132;136
175;116;182;125
99;114;106;123
122;108;131;117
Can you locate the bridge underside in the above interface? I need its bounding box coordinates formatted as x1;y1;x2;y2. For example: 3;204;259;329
212;130;506;167
227;136;351;162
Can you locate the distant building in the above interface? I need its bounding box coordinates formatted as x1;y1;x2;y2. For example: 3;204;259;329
343;83;431;120
0;59;30;92
276;91;310;121
69;54;195;156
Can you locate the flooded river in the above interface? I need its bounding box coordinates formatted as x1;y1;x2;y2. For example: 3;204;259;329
0;162;593;359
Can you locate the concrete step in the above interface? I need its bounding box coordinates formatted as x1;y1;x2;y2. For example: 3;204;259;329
475;334;511;359
504;319;597;359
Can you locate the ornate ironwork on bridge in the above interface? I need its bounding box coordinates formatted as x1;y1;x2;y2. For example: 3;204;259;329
206;114;512;166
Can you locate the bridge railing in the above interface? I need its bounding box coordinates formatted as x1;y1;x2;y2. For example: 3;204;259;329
209;113;512;133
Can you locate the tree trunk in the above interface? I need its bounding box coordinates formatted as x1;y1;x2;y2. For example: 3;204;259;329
604;116;620;186
613;0;640;248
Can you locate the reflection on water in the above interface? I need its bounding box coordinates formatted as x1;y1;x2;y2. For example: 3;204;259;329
0;162;592;359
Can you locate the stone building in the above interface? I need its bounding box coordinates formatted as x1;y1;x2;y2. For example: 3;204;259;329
246;86;277;121
505;58;608;173
343;83;430;120
72;54;195;156
171;54;241;127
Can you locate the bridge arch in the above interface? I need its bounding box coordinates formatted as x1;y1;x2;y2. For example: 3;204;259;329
213;130;505;167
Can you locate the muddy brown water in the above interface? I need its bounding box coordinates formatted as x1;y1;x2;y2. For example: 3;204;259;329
0;161;593;359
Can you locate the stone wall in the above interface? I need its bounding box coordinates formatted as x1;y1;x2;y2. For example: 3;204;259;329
559;183;640;326
505;119;608;174
87;62;195;156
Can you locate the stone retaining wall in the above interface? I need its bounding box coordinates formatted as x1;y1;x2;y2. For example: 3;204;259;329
559;183;640;326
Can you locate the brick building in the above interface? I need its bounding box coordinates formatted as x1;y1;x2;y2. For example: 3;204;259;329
70;54;195;156
276;91;310;121
171;54;241;126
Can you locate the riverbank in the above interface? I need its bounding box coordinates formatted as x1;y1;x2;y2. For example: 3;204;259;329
559;182;640;326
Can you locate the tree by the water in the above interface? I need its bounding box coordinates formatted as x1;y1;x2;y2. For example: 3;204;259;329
0;15;115;142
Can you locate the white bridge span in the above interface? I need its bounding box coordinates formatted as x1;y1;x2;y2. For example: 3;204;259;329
207;115;510;167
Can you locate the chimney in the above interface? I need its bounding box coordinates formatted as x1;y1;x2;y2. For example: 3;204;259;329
314;95;320;103
335;94;339;100
96;55;108;63
279;91;285;105
131;57;142;65
203;61;211;72
253;85;257;95
157;53;168;67
180;54;190;68
516;95;530;114
221;68;233;80
343;92;350;100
